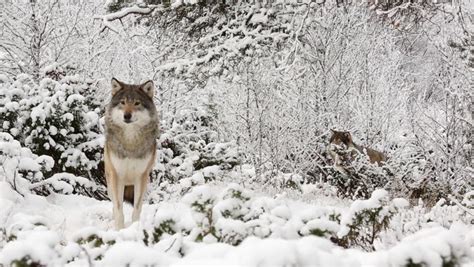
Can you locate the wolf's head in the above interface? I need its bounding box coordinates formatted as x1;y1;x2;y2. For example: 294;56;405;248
108;78;157;127
329;130;353;147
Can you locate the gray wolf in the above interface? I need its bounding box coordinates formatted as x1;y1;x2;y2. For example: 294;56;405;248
104;78;159;229
328;130;386;173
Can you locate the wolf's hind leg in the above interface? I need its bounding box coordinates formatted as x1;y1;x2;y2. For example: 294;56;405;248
132;174;148;222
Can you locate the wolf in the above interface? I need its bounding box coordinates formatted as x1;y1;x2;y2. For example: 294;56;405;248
328;130;386;173
104;78;159;229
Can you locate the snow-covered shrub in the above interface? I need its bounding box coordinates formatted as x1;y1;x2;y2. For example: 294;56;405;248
387;136;472;207
0;131;106;200
324;144;391;200
0;229;61;267
335;189;409;250
159;108;242;178
24;74;103;177
72;227;120;261
148;184;265;246
146;219;177;244
173;185;414;251
298;207;342;240
0;133;53;196
461;191;474;210
29;173;106;197
299;218;340;239
150;107;243;199
212;184;253;245
181;185;218;242
400;192;474;237
1;177;472;266
0;211;64;266
260;170;304;191
0;71;106;199
0;74;32;138
4;213;49;244
142;202;196;246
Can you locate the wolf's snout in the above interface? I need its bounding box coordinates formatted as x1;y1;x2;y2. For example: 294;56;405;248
123;112;132;123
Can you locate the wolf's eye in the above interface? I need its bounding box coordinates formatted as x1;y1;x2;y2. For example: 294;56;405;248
120;100;125;105
134;101;141;106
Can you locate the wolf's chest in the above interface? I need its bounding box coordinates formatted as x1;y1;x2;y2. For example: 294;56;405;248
110;152;153;183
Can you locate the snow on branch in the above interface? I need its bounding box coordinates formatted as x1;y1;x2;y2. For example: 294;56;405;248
29;173;106;195
157;27;289;73
94;4;165;33
94;3;307;76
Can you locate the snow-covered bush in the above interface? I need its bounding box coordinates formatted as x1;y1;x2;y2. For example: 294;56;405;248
260;170;304;191
0;74;32;139
0;132;53;196
24;72;103;177
150;107;243;197
0;131;106;199
324;145;392;200
0;229;62;266
388;131;472;206
148;184;413;252
1;177;473;266
335;189;409;250
0;70;106;198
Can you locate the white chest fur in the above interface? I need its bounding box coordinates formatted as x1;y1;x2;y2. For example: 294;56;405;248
110;152;153;185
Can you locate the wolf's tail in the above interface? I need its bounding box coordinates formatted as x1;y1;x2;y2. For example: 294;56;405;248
124;185;134;204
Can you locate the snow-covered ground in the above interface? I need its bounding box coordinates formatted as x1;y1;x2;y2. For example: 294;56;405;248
1;179;472;266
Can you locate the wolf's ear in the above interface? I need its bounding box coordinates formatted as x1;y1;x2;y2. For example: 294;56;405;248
111;78;122;95
344;132;352;141
141;80;154;98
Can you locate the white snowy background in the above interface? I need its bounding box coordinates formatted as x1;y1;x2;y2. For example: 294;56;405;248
0;0;473;266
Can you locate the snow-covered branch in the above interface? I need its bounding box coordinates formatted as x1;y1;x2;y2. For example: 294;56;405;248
95;4;165;33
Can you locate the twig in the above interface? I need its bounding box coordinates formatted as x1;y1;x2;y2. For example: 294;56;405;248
164;238;177;253
80;245;94;267
448;195;473;216
1;158;24;198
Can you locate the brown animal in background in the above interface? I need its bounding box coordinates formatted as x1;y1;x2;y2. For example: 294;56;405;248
328;130;386;172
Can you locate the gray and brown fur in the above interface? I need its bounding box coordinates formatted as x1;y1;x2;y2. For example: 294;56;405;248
104;78;159;229
328;130;386;171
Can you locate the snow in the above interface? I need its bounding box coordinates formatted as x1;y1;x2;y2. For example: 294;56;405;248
102;241;172;266
249;13;269;25
62;112;74;121
66;94;85;105
171;231;472;266
17;157;41;172
29;173;102;194
0;177;472;266
271;205;291;220
393;197;410;208
300;219;340;235
0;230;60;266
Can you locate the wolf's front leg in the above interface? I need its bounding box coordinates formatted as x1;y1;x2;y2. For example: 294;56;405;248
112;180;125;229
132;174;148;222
